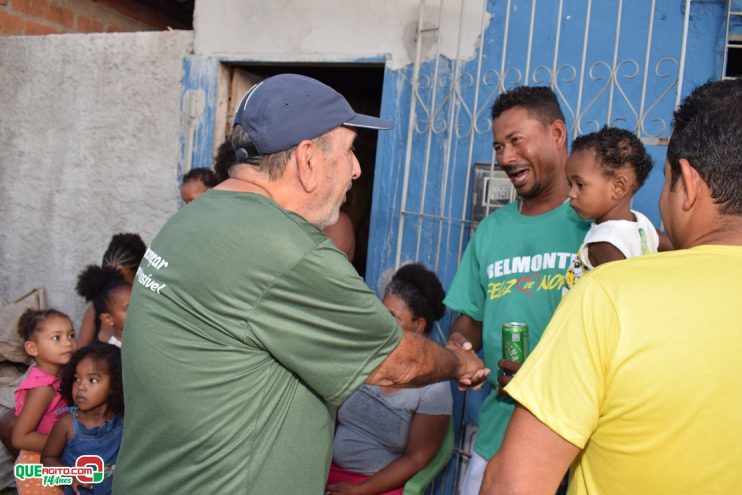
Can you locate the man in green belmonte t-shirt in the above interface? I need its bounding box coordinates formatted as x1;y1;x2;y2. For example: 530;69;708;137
444;86;591;495
113;74;489;495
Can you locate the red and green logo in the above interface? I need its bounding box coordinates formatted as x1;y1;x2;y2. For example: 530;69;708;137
15;455;105;487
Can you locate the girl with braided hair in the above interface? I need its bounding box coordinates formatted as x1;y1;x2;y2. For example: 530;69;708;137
12;309;76;495
76;267;131;348
77;233;144;347
326;264;452;495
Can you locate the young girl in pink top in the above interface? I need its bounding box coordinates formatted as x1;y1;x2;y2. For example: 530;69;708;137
12;309;77;495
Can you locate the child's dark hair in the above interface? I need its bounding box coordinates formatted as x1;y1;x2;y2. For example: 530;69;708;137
384;263;446;335
183;168;219;188
61;344;124;417
17;308;70;342
75;266;130;332
572;126;653;191
101;233;146;272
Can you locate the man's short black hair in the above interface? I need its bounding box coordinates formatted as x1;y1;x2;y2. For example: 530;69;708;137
572;127;653;191
667;79;742;215
491;86;565;126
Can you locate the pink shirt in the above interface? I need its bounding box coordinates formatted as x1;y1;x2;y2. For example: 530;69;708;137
14;366;66;434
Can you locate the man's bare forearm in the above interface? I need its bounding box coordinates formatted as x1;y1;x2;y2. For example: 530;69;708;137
367;331;483;388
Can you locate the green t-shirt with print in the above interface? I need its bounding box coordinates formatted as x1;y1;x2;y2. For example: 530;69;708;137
444;201;589;459
114;191;402;494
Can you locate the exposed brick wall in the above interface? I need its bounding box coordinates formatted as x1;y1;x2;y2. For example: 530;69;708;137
0;0;181;36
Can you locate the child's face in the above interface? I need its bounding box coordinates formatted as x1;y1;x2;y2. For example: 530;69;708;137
25;316;76;367
566;148;616;220
181;179;209;204
72;357;111;413
101;285;131;333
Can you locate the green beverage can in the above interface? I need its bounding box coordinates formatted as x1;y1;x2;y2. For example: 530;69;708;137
502;322;529;363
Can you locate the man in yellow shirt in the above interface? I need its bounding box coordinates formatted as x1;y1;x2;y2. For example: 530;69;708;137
481;79;742;494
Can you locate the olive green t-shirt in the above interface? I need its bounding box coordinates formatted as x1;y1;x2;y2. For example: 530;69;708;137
113;191;402;494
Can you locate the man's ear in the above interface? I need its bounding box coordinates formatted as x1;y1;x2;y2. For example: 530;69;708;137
679;158;703;211
293;140;319;193
24;341;38;358
550;120;567;150
612;172;630;200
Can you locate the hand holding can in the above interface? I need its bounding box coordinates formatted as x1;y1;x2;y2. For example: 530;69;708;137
498;322;529;392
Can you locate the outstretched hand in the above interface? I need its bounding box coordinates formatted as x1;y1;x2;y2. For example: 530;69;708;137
446;342;490;391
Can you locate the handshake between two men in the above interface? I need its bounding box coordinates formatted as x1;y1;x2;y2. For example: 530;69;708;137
365;328;490;391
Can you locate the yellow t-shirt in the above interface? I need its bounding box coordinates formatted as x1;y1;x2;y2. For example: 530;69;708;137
506;245;742;495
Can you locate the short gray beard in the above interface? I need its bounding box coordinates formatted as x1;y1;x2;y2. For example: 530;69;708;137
314;207;341;231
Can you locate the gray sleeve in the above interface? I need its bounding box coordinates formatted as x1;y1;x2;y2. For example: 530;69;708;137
417;381;453;415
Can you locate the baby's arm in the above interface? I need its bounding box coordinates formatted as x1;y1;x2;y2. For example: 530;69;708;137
12;386;57;451
41;413;73;467
586;242;626;268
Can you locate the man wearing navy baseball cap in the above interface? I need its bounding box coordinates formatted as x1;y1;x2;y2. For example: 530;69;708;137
115;74;489;494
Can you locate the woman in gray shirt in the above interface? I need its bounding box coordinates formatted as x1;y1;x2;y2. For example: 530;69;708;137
327;264;453;495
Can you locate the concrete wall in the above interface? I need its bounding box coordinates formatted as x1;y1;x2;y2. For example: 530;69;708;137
193;0;488;70
0;30;193;327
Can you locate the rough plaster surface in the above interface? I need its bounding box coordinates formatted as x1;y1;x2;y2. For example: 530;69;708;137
194;0;489;70
0;30;193;328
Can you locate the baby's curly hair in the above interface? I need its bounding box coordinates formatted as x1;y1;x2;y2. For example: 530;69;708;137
572;126;653;191
61;344;124;417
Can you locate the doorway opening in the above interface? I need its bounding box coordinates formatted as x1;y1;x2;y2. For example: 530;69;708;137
725;39;742;79
215;63;385;278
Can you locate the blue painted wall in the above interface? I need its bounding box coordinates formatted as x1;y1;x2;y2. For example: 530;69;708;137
368;0;726;298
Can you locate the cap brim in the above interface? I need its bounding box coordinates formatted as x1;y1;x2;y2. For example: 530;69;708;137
344;113;394;130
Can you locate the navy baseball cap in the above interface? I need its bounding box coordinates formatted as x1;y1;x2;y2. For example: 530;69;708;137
232;73;393;155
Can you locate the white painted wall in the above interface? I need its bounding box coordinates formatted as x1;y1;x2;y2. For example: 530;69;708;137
0;30;193;327
194;0;489;69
